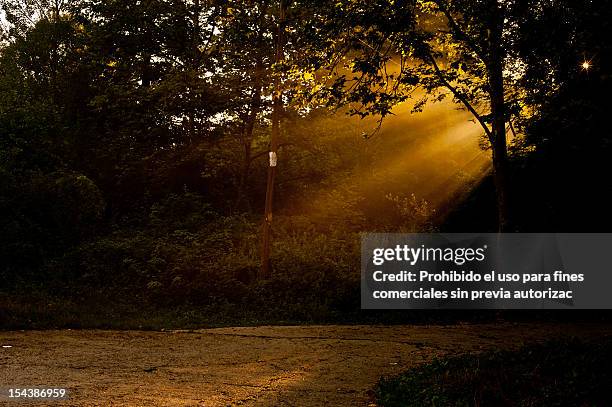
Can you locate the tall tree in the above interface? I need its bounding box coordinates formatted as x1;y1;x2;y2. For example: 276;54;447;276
300;0;549;231
216;0;299;276
216;1;273;212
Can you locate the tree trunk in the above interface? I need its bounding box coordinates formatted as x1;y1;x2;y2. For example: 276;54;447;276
260;0;286;279
487;6;511;232
234;131;255;213
189;0;200;141
234;61;263;213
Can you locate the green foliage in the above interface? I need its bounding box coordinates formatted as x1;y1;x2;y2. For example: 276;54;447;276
1;0;610;326
0;1;375;321
31;191;360;322
0;171;105;278
377;338;612;407
298;0;506;123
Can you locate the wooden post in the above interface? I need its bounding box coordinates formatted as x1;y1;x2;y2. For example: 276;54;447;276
260;0;286;279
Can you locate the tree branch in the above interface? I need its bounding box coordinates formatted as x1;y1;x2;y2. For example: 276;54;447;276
427;52;493;141
433;0;486;61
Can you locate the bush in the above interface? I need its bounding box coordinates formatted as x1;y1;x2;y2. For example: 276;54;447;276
36;193;361;323
376;337;612;407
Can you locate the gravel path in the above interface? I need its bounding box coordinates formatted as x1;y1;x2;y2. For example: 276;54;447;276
1;323;610;406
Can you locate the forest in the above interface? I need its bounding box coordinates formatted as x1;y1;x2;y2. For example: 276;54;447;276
1;0;611;328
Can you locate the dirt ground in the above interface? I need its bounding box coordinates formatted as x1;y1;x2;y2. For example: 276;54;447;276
1;323;611;406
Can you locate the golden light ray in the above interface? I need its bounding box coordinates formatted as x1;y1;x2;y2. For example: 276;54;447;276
288;97;492;230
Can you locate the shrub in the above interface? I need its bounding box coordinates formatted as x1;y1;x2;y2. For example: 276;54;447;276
376;337;612;407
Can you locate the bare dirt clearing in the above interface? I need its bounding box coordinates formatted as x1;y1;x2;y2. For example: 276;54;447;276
1;323;610;406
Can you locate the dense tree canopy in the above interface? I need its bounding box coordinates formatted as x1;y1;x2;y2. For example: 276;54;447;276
1;0;610;324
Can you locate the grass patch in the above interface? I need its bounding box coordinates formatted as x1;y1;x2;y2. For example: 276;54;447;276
0;288;497;330
376;337;612;407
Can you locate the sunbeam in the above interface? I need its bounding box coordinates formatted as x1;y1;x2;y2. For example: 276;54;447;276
288;97;491;230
